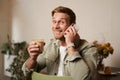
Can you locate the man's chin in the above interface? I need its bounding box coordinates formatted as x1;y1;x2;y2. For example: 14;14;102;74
55;36;65;40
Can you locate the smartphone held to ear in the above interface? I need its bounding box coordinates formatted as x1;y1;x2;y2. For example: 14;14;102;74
71;23;79;32
64;23;79;37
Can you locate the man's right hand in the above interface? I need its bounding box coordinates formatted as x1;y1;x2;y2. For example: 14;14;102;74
27;41;42;60
26;41;44;69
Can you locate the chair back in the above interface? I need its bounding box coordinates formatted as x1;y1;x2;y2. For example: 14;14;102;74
32;72;73;80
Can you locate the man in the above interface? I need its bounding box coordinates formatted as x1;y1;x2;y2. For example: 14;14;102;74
22;6;98;80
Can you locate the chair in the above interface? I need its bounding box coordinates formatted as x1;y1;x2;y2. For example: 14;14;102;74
32;72;73;80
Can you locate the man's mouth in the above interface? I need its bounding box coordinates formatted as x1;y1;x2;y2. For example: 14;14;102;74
54;29;62;33
54;30;65;35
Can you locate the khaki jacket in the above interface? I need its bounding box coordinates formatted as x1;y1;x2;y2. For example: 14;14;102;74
22;39;98;80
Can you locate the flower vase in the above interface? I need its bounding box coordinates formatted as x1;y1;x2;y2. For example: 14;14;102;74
97;56;104;71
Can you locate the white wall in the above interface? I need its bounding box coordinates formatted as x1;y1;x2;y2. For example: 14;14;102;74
11;0;120;67
0;0;11;79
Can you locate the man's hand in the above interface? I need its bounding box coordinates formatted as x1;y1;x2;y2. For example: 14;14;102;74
64;26;80;54
26;41;45;69
64;26;79;45
28;41;42;60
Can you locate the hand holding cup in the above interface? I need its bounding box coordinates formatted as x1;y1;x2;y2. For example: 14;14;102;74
28;39;45;59
34;39;45;53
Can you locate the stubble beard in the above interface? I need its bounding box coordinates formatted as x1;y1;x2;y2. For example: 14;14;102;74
55;35;65;42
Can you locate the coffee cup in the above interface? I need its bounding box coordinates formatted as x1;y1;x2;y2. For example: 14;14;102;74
33;39;45;53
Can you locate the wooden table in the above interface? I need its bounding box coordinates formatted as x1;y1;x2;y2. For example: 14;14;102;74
96;67;120;80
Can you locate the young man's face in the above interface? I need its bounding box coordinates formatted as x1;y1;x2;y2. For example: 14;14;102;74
52;12;71;40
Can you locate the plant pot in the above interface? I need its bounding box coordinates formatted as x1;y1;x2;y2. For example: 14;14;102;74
4;54;17;77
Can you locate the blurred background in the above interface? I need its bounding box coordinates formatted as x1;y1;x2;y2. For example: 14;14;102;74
0;0;120;80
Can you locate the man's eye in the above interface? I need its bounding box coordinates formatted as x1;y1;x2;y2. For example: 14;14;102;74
52;21;56;24
60;21;65;25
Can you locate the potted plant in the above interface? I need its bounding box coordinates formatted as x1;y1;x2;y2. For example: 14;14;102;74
93;40;114;71
0;35;29;80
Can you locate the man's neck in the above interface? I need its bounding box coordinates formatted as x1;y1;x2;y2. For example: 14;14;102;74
59;40;67;47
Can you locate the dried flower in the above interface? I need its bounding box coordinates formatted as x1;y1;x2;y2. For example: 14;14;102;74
93;40;114;58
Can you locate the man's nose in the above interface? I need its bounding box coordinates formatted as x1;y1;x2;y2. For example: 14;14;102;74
54;22;60;28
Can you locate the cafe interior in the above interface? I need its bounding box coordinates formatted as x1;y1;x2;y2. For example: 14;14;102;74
0;0;120;80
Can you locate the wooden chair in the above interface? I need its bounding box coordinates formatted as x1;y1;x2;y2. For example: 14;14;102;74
32;72;73;80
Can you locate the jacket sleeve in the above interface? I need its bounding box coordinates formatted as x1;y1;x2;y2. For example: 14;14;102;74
22;59;38;79
22;52;47;77
22;39;56;77
64;51;90;80
64;43;98;80
80;44;98;79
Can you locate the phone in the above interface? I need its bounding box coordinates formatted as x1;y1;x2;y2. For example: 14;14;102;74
71;23;75;27
71;23;79;32
64;23;76;38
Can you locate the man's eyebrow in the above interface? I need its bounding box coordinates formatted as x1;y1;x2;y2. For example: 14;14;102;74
52;18;67;20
